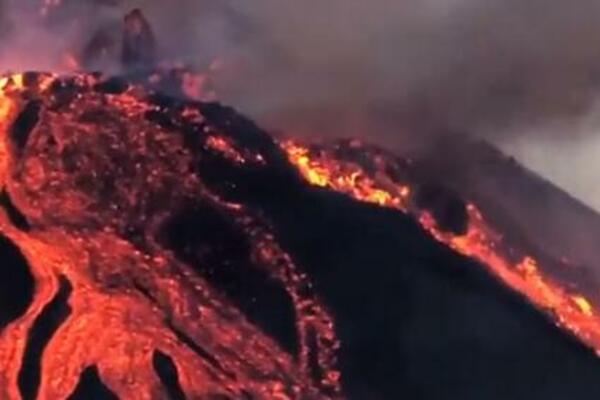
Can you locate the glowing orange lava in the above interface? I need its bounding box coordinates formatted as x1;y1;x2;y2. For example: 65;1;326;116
0;73;341;399
282;139;600;356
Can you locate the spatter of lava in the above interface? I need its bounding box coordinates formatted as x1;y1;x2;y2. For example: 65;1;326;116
0;72;340;399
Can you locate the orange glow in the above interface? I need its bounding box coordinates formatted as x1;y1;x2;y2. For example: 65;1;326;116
573;296;594;316
283;139;600;356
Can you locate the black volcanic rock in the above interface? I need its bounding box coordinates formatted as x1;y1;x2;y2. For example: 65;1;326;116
0;235;34;330
414;182;469;235
177;103;600;399
67;366;118;400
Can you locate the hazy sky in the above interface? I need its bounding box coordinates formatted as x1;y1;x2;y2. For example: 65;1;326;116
499;117;600;211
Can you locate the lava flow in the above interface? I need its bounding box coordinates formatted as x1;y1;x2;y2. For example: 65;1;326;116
282;139;600;357
1;69;600;399
0;72;341;399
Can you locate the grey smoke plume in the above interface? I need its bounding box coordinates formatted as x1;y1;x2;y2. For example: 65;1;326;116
149;0;600;141
2;0;600;205
3;0;600;136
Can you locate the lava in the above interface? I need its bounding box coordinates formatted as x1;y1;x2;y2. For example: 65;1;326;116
282;139;600;357
0;73;341;399
1;67;600;399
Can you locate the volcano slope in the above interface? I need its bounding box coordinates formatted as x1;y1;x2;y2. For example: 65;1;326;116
0;72;599;400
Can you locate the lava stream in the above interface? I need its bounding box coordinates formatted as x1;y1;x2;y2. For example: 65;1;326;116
282;139;600;356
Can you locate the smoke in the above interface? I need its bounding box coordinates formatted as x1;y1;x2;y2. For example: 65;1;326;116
128;0;600;141
2;1;600;134
139;0;600;140
2;0;600;204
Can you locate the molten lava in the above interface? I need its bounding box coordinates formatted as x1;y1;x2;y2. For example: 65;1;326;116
282;139;600;358
0;73;341;399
